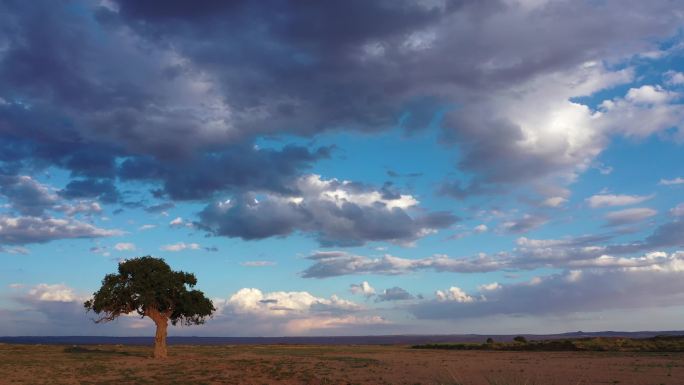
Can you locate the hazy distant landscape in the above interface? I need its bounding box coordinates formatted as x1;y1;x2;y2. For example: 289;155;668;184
2;330;684;346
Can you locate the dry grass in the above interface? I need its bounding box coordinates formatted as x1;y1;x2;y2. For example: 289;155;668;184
0;343;682;384
413;335;684;352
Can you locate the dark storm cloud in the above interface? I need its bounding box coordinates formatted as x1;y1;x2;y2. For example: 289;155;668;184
60;179;121;203
3;0;683;165
61;148;119;179
198;195;457;247
113;0;243;21
197;176;458;246
0;105;120;180
0;175;57;216
106;0;684;188
101;0;464;138
1;0;684;247
0;2;676;144
441;117;547;184
197;194;308;241
0;174;103;219
0;0;330;205
0;172;118;246
119;145;331;200
0;1;330;210
0;0;200;157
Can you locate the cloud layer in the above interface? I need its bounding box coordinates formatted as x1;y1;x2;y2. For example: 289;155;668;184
198;175;457;246
411;251;684;319
0;216;121;245
1;0;683;248
3;0;684;334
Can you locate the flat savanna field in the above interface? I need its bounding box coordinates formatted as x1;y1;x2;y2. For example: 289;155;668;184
0;343;682;385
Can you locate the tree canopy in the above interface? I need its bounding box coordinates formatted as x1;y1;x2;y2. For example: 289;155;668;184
84;256;215;358
85;256;215;325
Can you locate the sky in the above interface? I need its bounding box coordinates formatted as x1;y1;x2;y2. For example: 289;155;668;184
1;0;684;337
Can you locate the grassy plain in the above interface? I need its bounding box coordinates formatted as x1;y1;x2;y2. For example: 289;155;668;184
0;342;683;384
413;335;684;352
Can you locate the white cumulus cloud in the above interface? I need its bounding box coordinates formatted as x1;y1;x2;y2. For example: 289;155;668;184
350;281;376;297
586;193;653;208
160;242;201;252
114;242;135;251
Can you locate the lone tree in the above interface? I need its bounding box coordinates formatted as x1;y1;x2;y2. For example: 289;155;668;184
84;256;215;358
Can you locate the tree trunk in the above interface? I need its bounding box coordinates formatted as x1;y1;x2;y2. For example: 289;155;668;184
147;308;170;359
153;317;168;358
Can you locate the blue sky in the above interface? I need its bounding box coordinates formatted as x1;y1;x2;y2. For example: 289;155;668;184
1;0;684;336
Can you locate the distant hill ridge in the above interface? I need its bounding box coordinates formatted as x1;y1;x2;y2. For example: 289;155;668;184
2;331;683;345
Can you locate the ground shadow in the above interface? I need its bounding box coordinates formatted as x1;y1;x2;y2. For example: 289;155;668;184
63;345;145;357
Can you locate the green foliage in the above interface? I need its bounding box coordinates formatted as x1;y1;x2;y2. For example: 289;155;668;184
513;336;527;344
486;337;494;344
412;335;684;352
84;256;215;326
